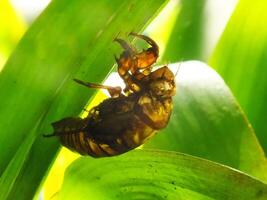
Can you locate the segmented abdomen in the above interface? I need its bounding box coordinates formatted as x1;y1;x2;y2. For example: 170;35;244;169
59;131;118;157
59;115;155;157
52;94;170;157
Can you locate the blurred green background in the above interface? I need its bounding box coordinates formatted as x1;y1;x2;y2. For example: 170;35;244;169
1;0;267;199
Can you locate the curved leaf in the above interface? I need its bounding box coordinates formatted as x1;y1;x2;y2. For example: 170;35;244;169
145;61;267;182
0;0;26;69
209;0;267;154
0;0;166;199
162;0;206;62
60;150;267;200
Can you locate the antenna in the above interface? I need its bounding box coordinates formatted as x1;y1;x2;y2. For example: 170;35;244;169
175;60;183;77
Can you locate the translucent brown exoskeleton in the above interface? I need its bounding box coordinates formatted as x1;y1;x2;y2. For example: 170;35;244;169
44;33;176;157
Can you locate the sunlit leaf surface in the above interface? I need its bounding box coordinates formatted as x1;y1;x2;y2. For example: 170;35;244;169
0;0;166;199
162;0;206;62
0;0;26;70
209;0;267;154
60;150;267;200
2;1;266;199
145;61;267;182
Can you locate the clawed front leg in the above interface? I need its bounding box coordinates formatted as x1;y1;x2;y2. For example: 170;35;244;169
114;38;136;56
129;32;159;56
73;78;123;98
129;32;159;71
114;33;159;93
114;37;140;93
114;37;136;77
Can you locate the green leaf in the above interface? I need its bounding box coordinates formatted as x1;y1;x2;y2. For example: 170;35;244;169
145;61;267;182
209;0;267;154
60;149;267;200
0;0;166;199
161;0;206;62
0;0;26;69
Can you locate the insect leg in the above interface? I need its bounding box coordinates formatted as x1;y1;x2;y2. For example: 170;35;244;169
114;36;147;93
129;32;159;55
73;78;122;98
114;38;136;55
113;59;142;94
114;38;136;76
129;33;159;70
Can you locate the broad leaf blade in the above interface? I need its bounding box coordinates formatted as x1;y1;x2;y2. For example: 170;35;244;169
158;1;238;63
162;0;206;62
0;0;26;69
0;0;166;199
145;61;267;182
209;0;267;154
60;150;267;200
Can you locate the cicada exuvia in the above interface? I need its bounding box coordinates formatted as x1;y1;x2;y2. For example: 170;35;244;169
44;33;176;157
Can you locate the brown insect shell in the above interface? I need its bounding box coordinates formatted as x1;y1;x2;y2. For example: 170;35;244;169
144;66;176;98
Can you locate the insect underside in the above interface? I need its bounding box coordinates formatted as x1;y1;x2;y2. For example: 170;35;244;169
44;33;176;157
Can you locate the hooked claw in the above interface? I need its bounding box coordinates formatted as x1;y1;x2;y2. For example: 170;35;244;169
114;38;135;55
129;32;159;56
